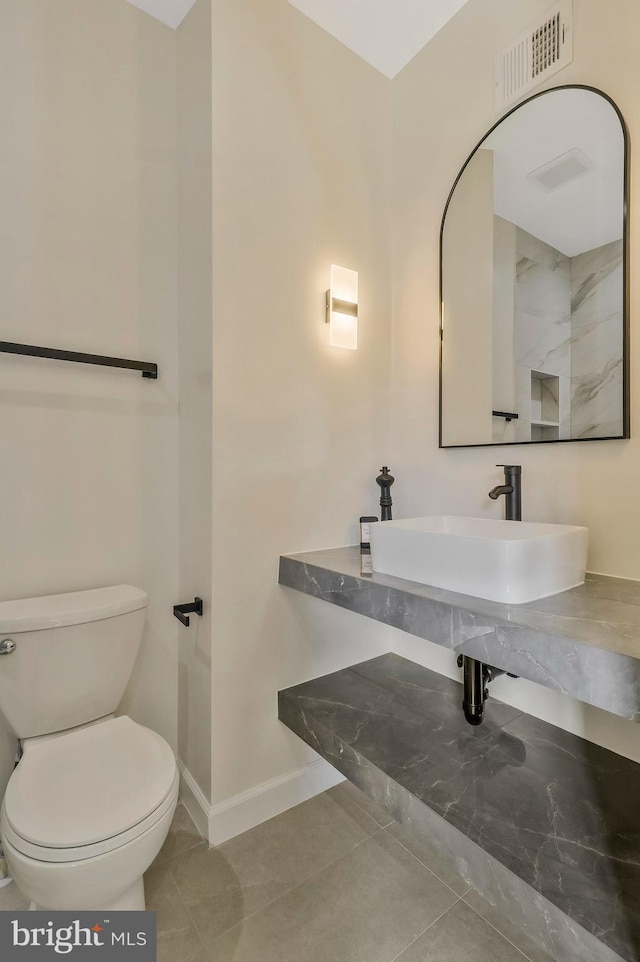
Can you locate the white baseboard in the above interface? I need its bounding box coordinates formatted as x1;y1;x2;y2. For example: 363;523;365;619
177;763;211;841
178;757;344;846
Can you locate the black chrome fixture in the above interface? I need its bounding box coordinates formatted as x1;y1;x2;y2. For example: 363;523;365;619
457;654;517;726
459;464;523;724
488;464;522;521
173;597;204;627
376;466;394;521
0;340;158;379
492;410;519;422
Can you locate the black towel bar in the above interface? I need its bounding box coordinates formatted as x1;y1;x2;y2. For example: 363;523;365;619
0;340;158;379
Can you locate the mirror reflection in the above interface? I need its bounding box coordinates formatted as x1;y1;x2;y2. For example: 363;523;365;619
440;86;628;448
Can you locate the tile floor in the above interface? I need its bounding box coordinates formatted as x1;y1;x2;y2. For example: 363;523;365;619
0;783;552;962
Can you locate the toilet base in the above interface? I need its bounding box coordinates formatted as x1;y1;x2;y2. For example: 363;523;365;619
31;877;145;912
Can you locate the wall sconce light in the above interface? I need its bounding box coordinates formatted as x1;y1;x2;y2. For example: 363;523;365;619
326;265;358;350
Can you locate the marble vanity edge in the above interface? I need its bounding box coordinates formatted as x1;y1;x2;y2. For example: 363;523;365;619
279;550;640;722
278;681;625;962
280;548;640;656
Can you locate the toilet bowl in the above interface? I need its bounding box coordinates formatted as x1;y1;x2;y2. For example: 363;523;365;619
1;716;179;910
0;585;180;910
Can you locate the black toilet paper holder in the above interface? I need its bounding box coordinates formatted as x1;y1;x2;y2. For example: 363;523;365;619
173;597;204;627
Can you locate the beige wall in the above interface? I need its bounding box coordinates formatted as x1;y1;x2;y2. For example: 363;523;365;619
210;0;393;804
0;0;179;774
390;0;640;757
176;0;213;806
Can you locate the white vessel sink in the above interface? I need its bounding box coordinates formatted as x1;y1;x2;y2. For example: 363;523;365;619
368;516;588;604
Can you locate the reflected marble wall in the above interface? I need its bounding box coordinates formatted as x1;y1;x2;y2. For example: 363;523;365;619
512;229;623;441
514;227;571;441
570;240;624;438
515;228;572;375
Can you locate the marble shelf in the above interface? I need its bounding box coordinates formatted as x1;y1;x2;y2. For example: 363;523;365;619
279;546;640;721
279;653;640;962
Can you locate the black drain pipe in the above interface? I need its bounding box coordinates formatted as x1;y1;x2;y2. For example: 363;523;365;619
458;655;515;726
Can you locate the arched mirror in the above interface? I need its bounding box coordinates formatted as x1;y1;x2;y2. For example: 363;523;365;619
439;85;629;448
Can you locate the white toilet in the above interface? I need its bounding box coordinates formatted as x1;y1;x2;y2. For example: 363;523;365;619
0;584;179;911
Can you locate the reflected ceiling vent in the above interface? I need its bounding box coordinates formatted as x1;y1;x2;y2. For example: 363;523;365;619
495;1;572;112
527;147;594;191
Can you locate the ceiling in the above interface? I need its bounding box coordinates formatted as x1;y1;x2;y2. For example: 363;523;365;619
125;0;198;29
287;0;471;78
486;88;623;257
125;0;471;76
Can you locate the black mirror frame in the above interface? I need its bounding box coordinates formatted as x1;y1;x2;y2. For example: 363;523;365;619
438;84;630;449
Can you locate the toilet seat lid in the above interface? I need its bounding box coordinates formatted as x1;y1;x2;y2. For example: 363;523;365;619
4;717;176;849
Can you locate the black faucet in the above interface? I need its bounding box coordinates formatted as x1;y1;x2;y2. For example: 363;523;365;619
488;464;522;521
457;465;523;727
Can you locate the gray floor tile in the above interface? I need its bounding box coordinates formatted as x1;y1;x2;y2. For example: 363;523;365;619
327;779;395;828
148;849;166;871
0;880;29;911
394;900;529;962
0;784;557;962
169;790;381;943
143;860;204;962
386;821;470;897
464;890;556;962
204;831;460;962
160;801;202;861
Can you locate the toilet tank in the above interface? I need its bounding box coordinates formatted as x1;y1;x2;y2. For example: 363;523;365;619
0;586;147;739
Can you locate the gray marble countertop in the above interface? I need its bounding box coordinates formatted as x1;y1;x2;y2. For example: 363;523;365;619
282;545;640;658
279;546;640;721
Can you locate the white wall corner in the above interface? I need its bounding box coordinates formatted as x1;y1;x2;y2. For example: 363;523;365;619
125;0;198;30
179;758;344;846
